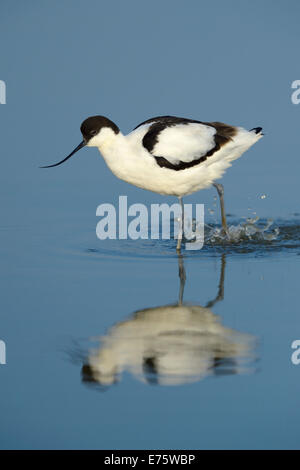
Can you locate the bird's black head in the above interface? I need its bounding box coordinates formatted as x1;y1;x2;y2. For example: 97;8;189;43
40;115;119;168
80;115;119;143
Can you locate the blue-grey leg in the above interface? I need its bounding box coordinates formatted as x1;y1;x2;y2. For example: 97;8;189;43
177;253;186;305
176;196;184;252
213;183;228;236
205;253;226;308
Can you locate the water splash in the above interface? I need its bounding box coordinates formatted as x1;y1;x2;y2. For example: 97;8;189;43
205;217;280;244
65;218;300;260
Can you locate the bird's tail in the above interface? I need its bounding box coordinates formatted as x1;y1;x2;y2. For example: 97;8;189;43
250;126;264;135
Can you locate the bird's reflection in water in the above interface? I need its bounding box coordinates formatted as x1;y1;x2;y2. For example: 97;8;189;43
81;255;256;387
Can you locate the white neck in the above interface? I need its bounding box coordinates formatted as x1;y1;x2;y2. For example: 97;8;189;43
87;127;125;154
87;127;130;177
86;126;156;190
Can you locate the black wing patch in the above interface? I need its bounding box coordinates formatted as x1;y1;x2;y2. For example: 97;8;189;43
154;144;220;170
134;115;204;130
142;122;167;153
136;116;236;171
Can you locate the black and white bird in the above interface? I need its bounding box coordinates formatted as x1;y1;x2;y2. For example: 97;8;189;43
42;115;263;250
81;255;254;386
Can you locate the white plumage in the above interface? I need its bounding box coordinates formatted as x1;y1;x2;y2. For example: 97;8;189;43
81;256;254;386
43;115;263;196
85;117;263;197
42;114;263;249
148;122;216;164
83;303;253;386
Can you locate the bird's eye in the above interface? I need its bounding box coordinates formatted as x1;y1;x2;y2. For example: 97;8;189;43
90;130;97;136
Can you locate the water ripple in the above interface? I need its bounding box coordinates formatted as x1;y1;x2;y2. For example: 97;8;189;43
70;218;300;260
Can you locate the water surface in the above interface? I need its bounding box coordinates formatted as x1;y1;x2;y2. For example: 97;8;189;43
0;217;299;449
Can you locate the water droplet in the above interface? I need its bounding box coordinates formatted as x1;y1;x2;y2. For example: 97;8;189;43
204;217;279;245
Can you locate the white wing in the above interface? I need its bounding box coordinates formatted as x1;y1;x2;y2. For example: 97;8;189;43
149;122;216;164
131;116;240;170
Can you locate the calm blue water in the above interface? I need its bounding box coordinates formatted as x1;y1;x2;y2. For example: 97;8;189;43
0;210;300;449
1;0;300;450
